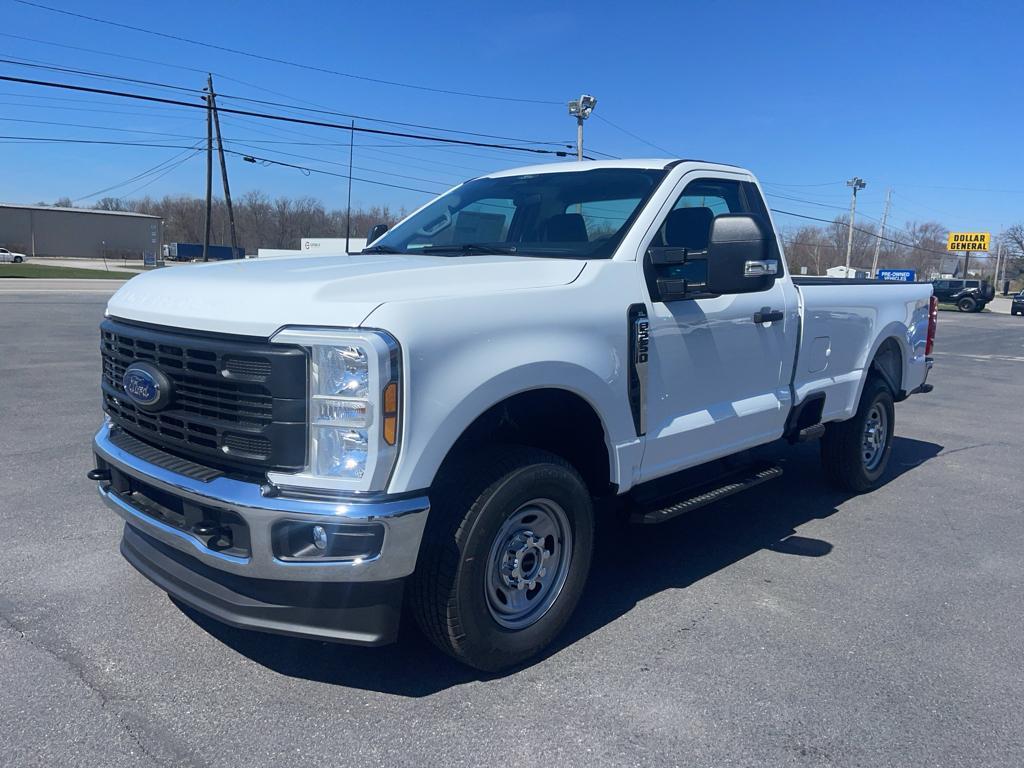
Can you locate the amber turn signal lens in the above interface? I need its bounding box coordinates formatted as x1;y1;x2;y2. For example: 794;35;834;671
382;381;399;445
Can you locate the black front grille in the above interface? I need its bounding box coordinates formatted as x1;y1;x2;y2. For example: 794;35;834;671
101;318;307;477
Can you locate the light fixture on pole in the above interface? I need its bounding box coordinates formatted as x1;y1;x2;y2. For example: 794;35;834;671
844;176;866;275
567;94;597;162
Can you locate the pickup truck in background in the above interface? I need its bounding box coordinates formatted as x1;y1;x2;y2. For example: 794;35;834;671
90;159;936;671
930;277;995;312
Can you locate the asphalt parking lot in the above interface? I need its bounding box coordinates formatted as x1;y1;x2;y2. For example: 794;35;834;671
1;287;1022;768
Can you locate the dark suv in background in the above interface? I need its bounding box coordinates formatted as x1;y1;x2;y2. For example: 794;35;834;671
931;278;995;312
1011;291;1024;316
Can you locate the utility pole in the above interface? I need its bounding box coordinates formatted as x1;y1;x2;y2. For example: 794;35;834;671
844;177;867;275
992;242;1002;289
202;75;213;262
999;242;1009;292
208;75;239;257
567;94;597;162
870;187;892;278
345;120;354;254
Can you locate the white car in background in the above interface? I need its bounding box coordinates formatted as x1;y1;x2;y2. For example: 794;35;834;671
0;248;27;263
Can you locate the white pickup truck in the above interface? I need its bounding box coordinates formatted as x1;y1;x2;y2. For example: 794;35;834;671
90;159;936;671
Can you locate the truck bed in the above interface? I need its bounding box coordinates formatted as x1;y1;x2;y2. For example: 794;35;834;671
792;280;932;424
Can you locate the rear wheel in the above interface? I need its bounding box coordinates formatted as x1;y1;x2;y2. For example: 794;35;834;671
957;297;976;312
820;376;895;493
411;446;594;672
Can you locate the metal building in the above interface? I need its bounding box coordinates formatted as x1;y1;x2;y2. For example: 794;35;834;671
0;203;163;260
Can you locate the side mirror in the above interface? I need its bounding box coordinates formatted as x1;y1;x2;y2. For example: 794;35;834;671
704;214;777;295
367;223;389;244
646;213;777;302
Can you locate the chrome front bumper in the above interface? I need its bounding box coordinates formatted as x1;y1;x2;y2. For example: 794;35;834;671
92;425;430;583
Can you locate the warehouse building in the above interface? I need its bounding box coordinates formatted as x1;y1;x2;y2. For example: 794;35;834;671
0;203;162;260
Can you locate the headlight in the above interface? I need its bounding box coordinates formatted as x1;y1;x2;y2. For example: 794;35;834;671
268;327;401;493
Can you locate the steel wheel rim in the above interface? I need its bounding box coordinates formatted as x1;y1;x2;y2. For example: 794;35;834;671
484;498;573;630
862;403;888;471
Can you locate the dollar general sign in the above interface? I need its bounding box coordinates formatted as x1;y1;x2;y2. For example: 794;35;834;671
946;232;990;252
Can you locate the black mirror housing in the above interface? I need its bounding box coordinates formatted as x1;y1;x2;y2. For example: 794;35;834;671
705;214;777;295
367;223;389;244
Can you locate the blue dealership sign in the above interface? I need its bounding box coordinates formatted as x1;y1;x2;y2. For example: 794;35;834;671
877;269;916;282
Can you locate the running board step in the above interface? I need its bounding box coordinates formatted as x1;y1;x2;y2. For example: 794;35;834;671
631;463;784;525
797;423;826;442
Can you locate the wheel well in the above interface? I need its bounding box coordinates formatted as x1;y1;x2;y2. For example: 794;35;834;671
870;337;903;397
438;389;612;496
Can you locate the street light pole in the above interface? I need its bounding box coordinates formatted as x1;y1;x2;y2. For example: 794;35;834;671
567;94;597;162
870;187;891;278
844;176;867;275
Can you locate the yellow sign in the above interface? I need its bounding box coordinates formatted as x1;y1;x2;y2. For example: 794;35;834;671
947;232;990;252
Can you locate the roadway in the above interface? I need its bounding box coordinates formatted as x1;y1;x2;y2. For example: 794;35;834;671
0;287;1021;767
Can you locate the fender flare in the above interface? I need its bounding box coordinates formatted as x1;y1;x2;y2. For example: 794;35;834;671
403;361;629;492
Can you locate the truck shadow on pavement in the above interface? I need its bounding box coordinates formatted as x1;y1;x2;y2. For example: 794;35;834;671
176;435;942;696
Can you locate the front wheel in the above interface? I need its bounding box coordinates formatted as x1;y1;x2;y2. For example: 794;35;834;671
410;446;594;672
820;377;895;493
12;255;23;263
957;297;977;312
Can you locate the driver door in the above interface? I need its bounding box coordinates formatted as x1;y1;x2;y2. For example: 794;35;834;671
638;174;797;483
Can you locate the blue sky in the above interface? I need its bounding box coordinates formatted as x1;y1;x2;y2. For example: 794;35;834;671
2;0;1022;237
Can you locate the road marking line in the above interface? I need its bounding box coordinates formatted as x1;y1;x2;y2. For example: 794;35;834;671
933;352;1024;363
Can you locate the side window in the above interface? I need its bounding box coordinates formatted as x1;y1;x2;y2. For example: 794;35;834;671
655;178;742;250
654;178;772;252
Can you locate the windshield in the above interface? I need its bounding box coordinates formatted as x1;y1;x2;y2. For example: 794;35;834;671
368;167;667;259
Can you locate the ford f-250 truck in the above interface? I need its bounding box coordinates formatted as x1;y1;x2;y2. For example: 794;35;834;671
89;159;936;671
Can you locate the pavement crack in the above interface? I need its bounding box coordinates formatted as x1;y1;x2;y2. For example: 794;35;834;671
0;601;209;768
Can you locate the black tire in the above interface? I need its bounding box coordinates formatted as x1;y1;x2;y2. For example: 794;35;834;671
957;297;976;312
820;376;895;493
410;445;595;672
12;255;22;263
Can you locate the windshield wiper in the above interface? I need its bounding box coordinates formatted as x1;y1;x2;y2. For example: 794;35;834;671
416;243;519;256
361;244;403;254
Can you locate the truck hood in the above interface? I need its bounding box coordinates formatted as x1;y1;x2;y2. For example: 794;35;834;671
106;254;585;337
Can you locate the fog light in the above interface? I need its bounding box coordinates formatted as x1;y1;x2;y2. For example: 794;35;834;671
312;525;328;551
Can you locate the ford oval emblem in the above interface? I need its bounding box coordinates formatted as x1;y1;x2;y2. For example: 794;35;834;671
122;362;171;410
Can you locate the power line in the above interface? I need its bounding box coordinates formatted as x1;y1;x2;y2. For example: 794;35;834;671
215;93;571;146
73;144;202;201
0;74;581;157
214;113;495;176
593;114;670;156
0;55;573;147
0;56;202;95
0;115;201;139
764;189;884;224
13;0;562;105
762;180;847;188
76;145;204;202
221;139;451;187
0;135;192;148
234;151;439;195
771;207;988;260
0;133;441;195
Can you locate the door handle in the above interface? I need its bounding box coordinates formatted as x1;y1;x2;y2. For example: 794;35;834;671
753;309;784;324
